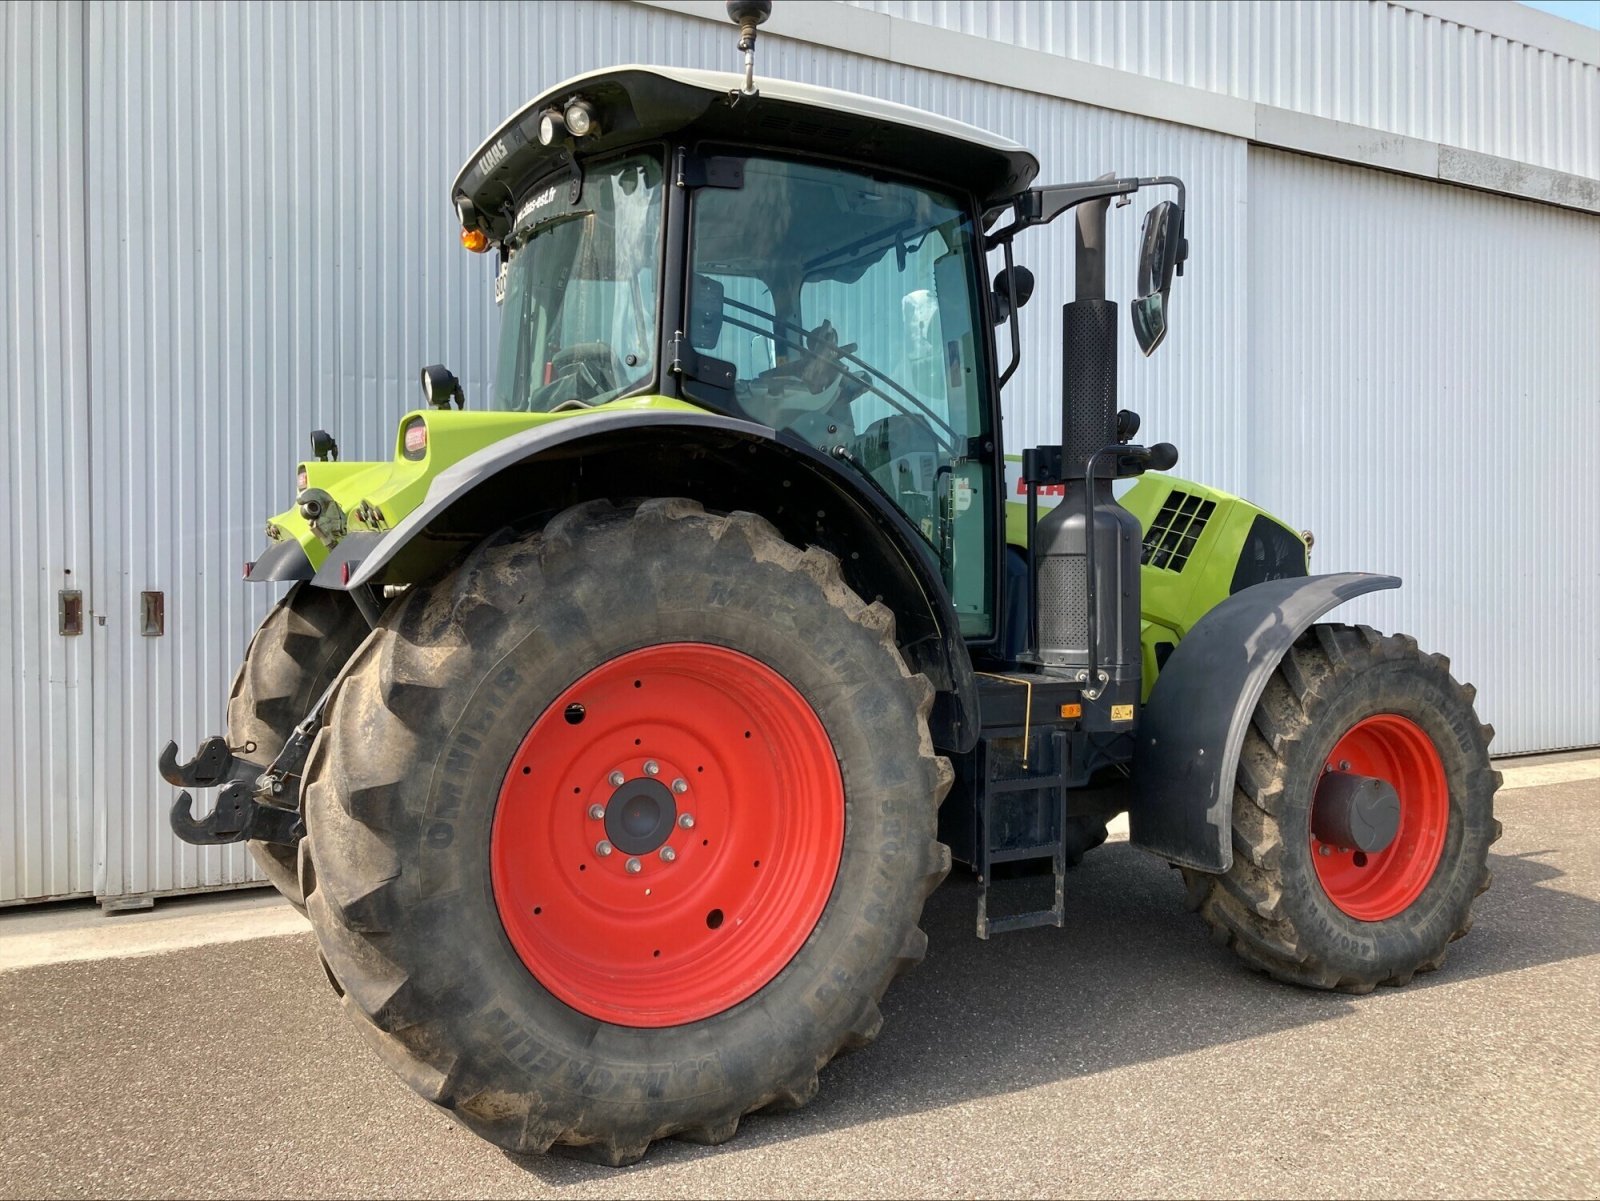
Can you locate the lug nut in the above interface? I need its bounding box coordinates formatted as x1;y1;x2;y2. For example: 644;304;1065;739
1338;760;1351;771
643;760;660;776
587;804;605;821
625;857;642;874
678;813;695;830
596;840;613;857
671;778;688;795
1317;844;1331;856
608;770;625;787
659;846;676;862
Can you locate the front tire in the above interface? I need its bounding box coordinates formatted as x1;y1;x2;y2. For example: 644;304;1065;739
1183;624;1500;992
226;582;368;909
302;499;952;1163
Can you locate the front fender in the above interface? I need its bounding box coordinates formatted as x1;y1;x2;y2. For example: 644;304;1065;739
1129;572;1400;872
336;411;750;587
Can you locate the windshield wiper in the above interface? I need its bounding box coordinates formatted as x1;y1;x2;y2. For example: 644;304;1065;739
508;209;591;250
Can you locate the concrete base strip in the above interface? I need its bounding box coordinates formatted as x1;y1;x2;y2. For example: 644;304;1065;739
0;894;308;974
1497;757;1600;792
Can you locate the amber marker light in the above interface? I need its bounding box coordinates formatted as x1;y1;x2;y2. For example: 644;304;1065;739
461;226;489;253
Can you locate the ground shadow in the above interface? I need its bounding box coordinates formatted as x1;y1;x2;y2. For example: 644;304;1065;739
508;839;1600;1183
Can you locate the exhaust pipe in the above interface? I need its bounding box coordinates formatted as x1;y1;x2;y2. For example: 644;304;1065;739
1030;197;1142;699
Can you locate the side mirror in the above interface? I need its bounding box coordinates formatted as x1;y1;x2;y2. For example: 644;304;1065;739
992;264;1035;325
1131;200;1186;355
689;274;725;348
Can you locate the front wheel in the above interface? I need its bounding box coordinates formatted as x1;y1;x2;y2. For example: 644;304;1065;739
1183;624;1501;992
302;500;952;1163
226;582;367;909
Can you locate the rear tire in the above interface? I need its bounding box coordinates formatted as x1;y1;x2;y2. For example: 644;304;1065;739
1183;624;1500;992
226;582;368;910
302;499;952;1163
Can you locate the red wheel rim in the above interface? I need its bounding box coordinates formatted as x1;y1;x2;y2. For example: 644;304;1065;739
1312;714;1448;921
490;643;844;1027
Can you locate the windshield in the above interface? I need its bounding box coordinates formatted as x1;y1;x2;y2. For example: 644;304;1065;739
687;156;995;635
491;153;663;412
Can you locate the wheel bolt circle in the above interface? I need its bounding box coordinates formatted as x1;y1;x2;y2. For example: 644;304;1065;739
660;846;676;862
608;770;625;787
671;778;689;795
587;804;605;821
643;760;660;776
596;840;613;857
625;857;642;874
678;813;695;829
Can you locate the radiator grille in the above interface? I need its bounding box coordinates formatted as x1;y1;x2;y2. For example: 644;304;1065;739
1142;490;1215;572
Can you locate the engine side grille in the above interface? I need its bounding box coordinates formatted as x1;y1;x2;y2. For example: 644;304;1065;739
1037;555;1088;651
1141;490;1216;572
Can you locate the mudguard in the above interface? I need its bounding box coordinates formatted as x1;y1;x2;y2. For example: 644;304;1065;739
244;537;314;582
346;410;768;589
1128;572;1400;872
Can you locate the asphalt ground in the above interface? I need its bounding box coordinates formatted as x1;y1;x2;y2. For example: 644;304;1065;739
1;778;1596;1199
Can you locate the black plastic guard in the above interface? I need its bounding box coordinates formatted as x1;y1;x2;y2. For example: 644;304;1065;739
244;538;313;582
1129;572;1400;872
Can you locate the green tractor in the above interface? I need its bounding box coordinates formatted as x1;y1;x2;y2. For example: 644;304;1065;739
162;1;1499;1166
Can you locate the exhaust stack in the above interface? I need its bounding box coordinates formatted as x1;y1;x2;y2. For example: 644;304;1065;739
1030;197;1143;700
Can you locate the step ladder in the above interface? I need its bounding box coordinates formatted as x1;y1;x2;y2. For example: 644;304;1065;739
975;727;1069;938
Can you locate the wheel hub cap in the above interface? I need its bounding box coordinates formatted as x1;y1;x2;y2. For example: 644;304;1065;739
1311;770;1401;853
604;777;677;854
490;642;844;1027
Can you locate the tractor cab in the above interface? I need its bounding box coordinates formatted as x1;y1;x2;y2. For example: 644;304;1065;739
454;63;1040;636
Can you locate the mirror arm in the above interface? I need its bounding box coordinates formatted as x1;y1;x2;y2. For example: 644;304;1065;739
997;238;1023;389
986;175;1188;251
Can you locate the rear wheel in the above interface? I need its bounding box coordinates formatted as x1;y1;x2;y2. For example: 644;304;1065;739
302;499;952;1163
1183;624;1500;992
226;582;367;909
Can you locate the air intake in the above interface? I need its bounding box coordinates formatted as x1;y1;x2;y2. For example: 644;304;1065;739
1141;490;1215;572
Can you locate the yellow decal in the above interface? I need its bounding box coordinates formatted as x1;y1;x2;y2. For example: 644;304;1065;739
1111;704;1135;722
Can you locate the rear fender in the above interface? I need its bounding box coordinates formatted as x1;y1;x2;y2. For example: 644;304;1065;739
1129;572;1400;872
328;410;979;750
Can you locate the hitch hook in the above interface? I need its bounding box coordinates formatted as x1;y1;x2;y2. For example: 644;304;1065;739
158;735;257;789
169;782;304;847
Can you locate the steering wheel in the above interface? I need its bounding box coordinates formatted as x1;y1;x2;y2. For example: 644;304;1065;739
520;341;627;411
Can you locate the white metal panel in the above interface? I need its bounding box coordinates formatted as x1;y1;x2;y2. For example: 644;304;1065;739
1247;147;1600;753
0;0;96;904
846;1;1600;180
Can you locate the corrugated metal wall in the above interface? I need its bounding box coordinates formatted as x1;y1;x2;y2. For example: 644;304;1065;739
846;0;1600;178
1;1;96;904
4;0;1595;902
1246;147;1600;754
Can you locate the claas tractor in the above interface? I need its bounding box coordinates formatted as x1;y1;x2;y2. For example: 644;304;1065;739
161;1;1500;1166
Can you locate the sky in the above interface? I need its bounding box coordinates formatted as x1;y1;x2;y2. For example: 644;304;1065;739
1516;0;1600;29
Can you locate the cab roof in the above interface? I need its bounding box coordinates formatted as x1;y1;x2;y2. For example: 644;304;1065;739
452;65;1040;243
